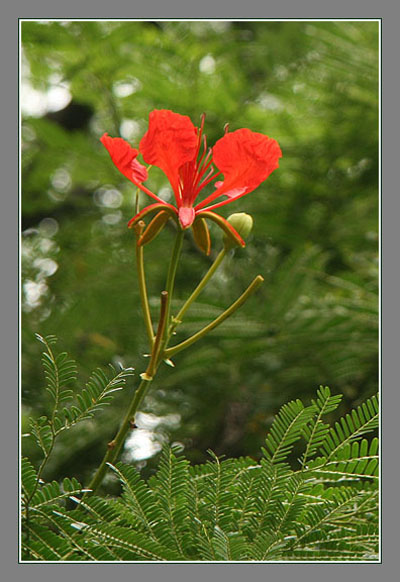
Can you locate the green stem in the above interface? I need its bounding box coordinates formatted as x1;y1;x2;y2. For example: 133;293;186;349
161;229;184;345
164;275;264;358
85;376;152;496
85;232;184;496
134;221;154;347
175;248;227;323
141;291;169;380
86;290;169;496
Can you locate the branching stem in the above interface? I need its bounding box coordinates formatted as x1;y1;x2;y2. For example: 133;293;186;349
164;275;264;358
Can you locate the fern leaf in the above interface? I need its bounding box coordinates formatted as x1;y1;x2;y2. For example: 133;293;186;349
61;365;134;429
301;386;343;464
28;415;53;456
107;462;158;538
307;437;379;482
21;457;38;502
37;334;77;409
249;458;292;538
69;494;121;526
253;473;309;559
147;445;191;556
320;394;379;459
23;520;71;561
82;522;183;561
31;478;85;509
263;399;316;464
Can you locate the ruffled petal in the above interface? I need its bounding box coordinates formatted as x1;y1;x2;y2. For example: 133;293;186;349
100;133;148;183
139;110;198;199
195;128;282;211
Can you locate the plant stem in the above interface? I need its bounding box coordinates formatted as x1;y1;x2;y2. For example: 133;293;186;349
86;288;172;495
164;275;264;358
85;231;184;496
140;291;169;380
175;248;227;323
160;229;184;350
85;375;152;496
134;221;154;347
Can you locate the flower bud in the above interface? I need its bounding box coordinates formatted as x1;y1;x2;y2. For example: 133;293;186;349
224;212;254;250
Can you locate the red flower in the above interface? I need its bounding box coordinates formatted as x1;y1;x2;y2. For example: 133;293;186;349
100;110;282;254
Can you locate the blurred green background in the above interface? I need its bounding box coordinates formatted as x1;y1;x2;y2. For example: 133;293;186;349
21;20;379;491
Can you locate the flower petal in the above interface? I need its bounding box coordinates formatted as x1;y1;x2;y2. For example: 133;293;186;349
139;110;198;199
195;128;282;211
100;133;148;183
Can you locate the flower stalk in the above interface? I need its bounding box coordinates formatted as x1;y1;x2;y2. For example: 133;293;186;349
87;109;280;495
164;275;264;358
134;221;154;346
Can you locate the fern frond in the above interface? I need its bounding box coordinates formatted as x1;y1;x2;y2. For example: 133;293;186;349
290;487;377;553
28;415;53;456
147;445;191;556
69;494;121;526
253;473;309;559
22;520;71;561
307;437;379;482
82;522;183;561
21;457;39;503
231;465;261;535
107;462;158;538
320;394;379;459
37;508;103;561
30;477;85;509
36;334;77;410
301;386;343;464
249;458;293;537
263;399;316;464
61;365;134;430
246;531;286;561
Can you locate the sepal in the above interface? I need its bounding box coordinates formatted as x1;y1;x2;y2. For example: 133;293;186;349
192;216;211;255
198;210;245;248
138;210;171;246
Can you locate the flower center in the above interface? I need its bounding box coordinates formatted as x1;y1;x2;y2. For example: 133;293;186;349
178;116;220;208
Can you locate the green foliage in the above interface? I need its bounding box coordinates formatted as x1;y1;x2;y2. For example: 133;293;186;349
21;21;379;481
26;334;134;455
21;387;379;562
22;334;134;557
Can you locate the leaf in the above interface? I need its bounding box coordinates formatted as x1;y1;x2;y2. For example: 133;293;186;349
263;399;316;464
320;394;379;459
61;365;134;429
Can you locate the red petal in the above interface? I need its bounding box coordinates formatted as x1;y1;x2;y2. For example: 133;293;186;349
196;129;282;211
139;110;198;199
101;133;148;183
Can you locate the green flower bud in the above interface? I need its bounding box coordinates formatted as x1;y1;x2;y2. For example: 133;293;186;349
223;212;254;250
